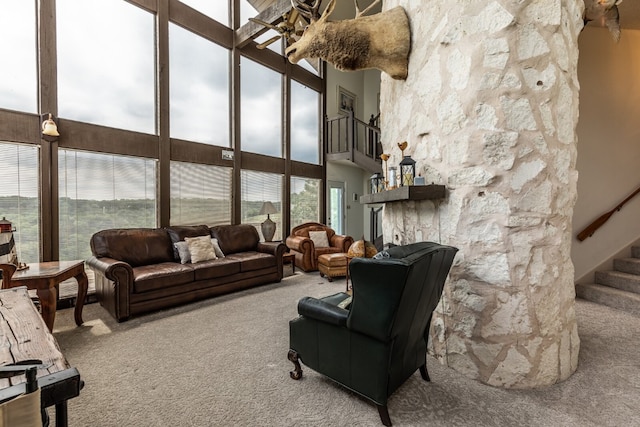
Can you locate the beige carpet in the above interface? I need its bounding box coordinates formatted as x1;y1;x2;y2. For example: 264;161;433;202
51;272;640;427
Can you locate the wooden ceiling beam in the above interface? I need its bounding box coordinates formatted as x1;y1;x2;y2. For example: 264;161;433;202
235;0;292;49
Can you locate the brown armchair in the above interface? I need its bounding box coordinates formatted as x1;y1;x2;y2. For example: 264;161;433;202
285;222;353;272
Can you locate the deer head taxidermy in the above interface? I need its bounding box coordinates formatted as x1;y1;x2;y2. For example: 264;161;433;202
583;0;623;42
285;0;411;80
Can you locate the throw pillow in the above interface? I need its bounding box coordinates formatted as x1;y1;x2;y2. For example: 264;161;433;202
211;238;225;258
174;241;192;264
308;230;329;248
185;235;217;263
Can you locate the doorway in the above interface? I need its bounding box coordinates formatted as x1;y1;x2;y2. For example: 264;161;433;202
328;181;345;234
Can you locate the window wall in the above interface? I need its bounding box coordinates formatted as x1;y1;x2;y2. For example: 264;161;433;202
0;0;323;261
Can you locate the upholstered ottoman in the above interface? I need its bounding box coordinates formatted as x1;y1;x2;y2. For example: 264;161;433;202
317;253;347;282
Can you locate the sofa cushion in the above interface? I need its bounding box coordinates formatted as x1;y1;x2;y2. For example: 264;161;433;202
315;247;343;257
91;228;174;267
132;262;194;293
190;257;242;281
226;252;275;272
185;235;217;263
166;225;211;261
309;230;329;248
210;224;259;255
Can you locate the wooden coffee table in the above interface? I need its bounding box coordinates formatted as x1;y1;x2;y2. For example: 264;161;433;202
0;286;83;426
0;260;88;332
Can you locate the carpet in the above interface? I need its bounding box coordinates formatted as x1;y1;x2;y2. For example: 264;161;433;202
51;272;640;426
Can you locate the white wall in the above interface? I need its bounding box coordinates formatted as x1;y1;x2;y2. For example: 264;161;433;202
573;27;640;282
326;161;368;239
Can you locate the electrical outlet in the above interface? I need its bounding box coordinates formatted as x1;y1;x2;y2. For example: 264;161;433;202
222;150;234;161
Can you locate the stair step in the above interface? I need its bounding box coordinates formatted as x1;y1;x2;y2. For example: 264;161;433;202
595;270;640;294
633;246;640;259
576;283;640;316
613;258;640;275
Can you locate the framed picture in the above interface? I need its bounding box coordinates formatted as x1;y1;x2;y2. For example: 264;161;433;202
338;86;356;115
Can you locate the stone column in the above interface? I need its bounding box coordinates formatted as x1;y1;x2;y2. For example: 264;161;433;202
380;0;583;387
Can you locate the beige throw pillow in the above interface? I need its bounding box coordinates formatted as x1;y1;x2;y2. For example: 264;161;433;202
308;230;329;248
185;235;217;263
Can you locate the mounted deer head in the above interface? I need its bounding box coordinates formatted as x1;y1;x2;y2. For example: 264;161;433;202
285;0;411;80
583;0;623;41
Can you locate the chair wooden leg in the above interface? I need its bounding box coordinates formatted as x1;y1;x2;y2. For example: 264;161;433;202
419;364;430;381
288;350;303;380
377;404;392;426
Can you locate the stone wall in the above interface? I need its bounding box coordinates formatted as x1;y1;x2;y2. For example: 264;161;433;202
380;0;583;387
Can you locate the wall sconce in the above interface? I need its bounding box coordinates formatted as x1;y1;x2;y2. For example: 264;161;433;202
41;113;60;142
259;201;278;242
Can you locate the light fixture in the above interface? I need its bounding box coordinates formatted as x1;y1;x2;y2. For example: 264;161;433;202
399;155;416;186
259;201;278;242
41;113;60;142
370;172;384;193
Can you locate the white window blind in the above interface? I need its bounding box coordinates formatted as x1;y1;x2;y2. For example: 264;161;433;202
241;170;282;241
0;142;40;262
59;149;157;261
170;161;232;226
290;176;320;228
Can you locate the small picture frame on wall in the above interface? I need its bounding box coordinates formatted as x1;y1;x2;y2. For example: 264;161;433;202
338;86;356;115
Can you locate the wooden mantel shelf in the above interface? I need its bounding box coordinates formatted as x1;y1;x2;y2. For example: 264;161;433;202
359;184;446;204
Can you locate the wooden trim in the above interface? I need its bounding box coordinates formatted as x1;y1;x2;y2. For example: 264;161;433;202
170;139;234;168
291;161;323;180
241;152;286;174
58;120;159;159
0;111;40;143
169;0;233;49
231;48;242;224
241;42;289;74
158;0;171;227
125;0;157;14
38;0;58;261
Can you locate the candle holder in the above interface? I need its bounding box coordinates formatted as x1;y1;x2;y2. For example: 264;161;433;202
380;153;390;190
399;155;416;186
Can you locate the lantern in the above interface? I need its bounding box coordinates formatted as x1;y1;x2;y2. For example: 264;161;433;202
399;156;416;186
370;172;384;193
0;217;12;233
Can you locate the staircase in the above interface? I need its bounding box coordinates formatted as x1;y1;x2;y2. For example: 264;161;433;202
575;246;640;316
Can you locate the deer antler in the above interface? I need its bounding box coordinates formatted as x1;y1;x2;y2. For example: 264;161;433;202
354;0;381;18
291;0;321;21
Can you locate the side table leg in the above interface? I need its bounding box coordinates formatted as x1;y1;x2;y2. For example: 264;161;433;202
73;269;88;327
36;286;56;332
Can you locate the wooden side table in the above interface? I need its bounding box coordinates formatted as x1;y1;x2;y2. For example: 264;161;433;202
0;261;88;332
283;252;295;274
345;256;354;292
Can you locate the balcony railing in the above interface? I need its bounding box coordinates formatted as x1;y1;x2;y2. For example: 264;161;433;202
326;111;382;173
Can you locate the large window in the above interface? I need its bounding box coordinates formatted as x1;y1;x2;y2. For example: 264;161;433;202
170;162;232;226
290;177;320;228
57;0;155;133
170;24;230;146
290;80;320;164
59;149;156;261
180;0;228;26
241;58;282;157
0;1;37;113
241;170;282;241
0;142;40;263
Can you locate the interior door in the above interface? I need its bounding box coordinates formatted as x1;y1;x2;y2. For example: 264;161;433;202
328;181;345;234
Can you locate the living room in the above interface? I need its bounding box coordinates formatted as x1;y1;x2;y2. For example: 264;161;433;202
1;0;640;426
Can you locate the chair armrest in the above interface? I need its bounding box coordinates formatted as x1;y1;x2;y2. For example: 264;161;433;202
330;234;354;252
86;256;133;284
285;235;312;253
297;296;348;327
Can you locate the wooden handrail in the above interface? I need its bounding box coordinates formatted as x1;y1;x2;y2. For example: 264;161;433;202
577;184;640;241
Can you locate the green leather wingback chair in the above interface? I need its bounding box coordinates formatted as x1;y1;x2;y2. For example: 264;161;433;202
287;242;458;426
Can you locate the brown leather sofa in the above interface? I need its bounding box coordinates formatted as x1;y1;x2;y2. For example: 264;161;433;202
86;224;286;322
285;222;353;272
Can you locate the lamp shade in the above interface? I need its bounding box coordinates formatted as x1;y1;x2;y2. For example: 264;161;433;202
259;201;277;216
